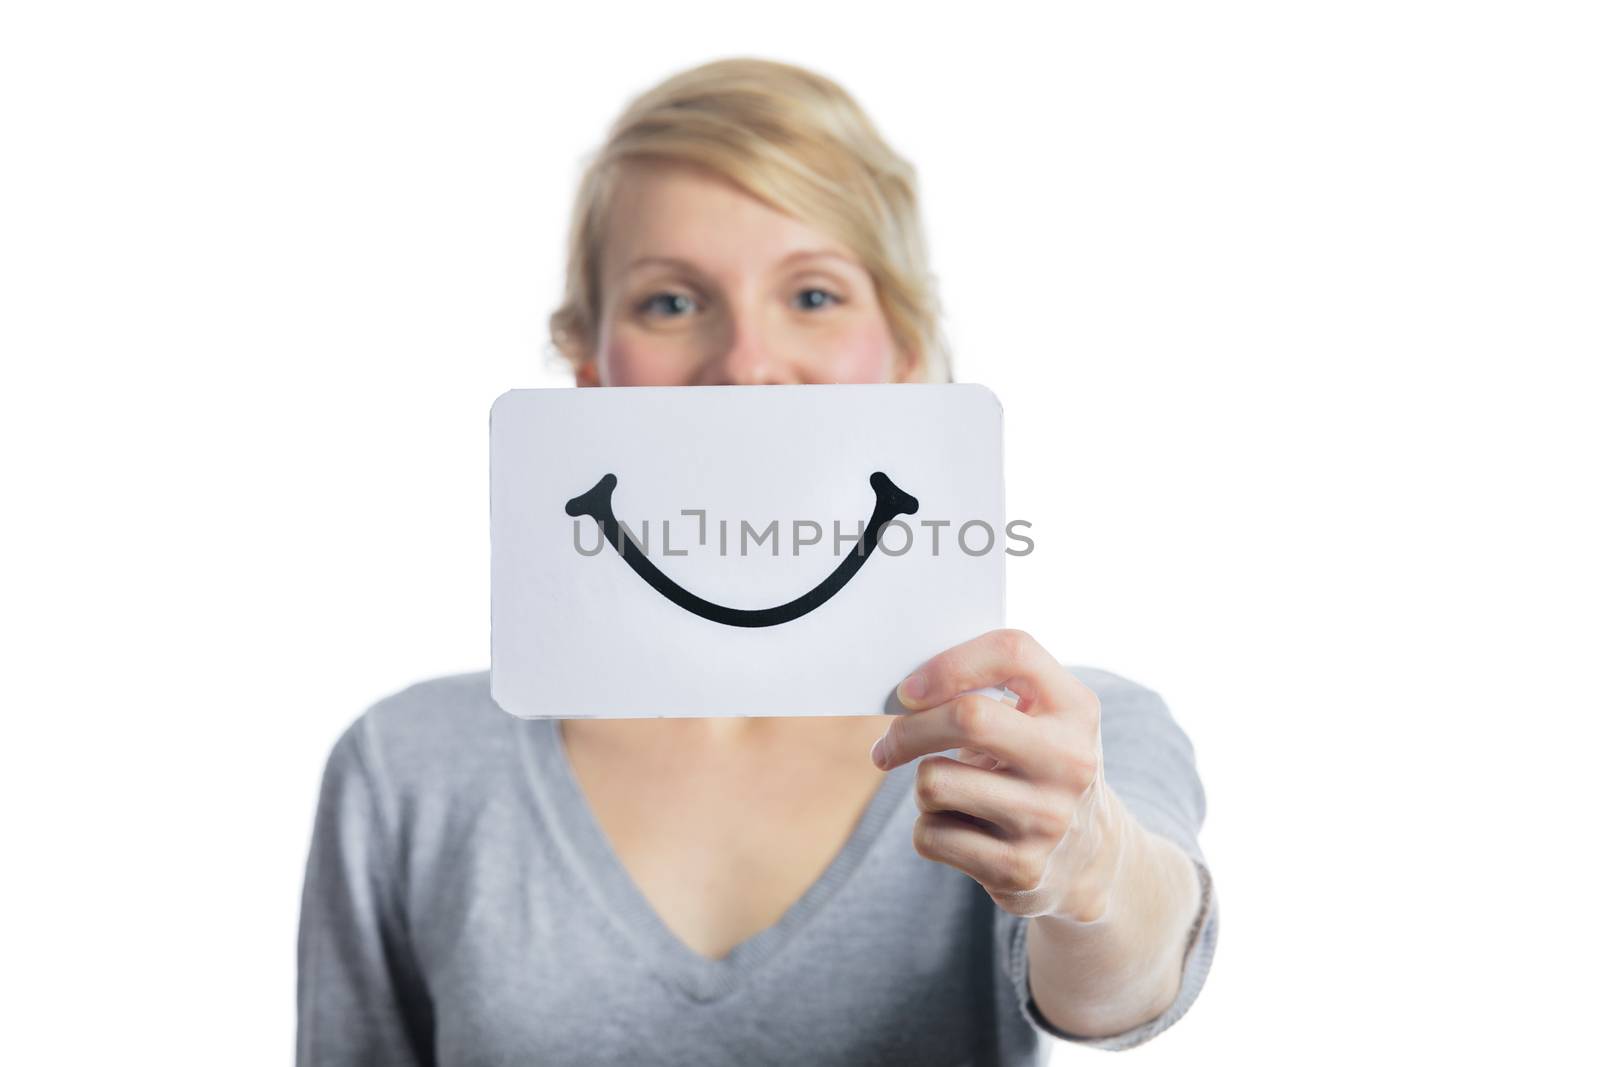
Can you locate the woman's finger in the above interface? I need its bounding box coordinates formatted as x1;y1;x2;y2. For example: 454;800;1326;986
895;628;1092;717
874;691;1045;773
913;755;1070;843
954;746;1003;771
911;811;1050;897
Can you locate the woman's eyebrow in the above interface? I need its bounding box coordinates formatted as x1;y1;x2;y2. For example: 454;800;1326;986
779;249;858;269
619;249;859;276
619;255;704;277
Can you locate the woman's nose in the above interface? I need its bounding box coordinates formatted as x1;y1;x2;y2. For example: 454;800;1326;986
701;307;792;386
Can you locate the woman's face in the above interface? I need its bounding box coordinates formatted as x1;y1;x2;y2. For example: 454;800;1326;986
579;161;908;387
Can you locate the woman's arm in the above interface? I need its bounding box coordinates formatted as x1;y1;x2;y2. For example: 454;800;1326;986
298;717;435;1066
872;631;1218;1048
1024;811;1203;1037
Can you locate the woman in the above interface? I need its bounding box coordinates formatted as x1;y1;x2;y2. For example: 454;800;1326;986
298;58;1218;1066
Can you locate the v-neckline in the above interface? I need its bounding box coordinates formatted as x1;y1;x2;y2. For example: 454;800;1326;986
518;716;915;1003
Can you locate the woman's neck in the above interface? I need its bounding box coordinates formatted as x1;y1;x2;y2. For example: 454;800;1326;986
560;714;886;763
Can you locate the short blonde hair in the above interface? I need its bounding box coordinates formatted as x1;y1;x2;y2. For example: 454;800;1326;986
548;58;953;383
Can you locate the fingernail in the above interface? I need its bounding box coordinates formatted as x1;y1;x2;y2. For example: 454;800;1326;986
870;735;887;769
898;672;928;705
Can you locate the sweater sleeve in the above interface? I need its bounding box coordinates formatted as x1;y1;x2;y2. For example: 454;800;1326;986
996;668;1220;1052
297;716;436;1066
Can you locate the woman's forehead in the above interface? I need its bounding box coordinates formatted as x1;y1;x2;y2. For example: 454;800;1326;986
600;161;859;281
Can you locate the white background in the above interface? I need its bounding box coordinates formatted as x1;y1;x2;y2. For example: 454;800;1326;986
2;2;1595;1062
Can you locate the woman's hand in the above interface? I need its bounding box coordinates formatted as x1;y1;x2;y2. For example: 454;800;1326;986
870;628;1130;923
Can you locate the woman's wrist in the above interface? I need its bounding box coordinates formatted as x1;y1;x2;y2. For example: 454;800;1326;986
1026;816;1202;1038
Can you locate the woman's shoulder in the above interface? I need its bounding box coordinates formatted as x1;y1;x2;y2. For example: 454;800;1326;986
1066;663;1156;695
1062;664;1198;774
1064;664;1173;715
324;669;533;803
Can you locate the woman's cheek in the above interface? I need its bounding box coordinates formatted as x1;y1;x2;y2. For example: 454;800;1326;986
597;334;698;387
596;314;899;386
809;319;899;384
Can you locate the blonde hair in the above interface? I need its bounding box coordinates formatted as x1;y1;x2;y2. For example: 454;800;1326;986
548;58;953;383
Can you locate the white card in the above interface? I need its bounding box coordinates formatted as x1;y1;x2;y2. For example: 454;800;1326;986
490;383;1005;718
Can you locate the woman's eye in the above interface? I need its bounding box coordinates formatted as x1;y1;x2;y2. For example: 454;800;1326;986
793;288;841;311
640;292;698;317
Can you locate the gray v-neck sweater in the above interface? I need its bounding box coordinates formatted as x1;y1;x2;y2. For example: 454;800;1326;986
297;668;1218;1066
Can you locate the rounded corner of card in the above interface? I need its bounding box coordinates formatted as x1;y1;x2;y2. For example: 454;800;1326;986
491;388;553;435
488;671;531;719
958;382;1003;420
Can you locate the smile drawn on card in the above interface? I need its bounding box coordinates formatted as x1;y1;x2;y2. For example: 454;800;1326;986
564;471;920;628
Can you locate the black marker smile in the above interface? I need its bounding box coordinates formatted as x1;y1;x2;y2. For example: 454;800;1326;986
565;472;919;628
